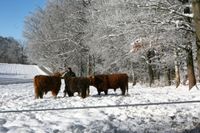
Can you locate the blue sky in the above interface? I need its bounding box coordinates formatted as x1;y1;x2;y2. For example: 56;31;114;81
0;0;46;41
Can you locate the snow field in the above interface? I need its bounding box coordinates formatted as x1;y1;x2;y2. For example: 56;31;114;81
0;63;200;132
0;82;200;132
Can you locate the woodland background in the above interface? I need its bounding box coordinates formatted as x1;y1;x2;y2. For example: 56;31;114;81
1;0;200;89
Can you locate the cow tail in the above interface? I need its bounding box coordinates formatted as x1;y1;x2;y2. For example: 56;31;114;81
126;77;128;95
33;77;38;99
126;81;128;95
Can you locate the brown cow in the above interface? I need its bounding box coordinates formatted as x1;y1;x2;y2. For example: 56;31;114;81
64;77;90;98
90;73;128;95
89;74;109;95
34;73;62;99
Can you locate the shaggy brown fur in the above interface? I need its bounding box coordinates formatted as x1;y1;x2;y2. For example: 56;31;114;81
89;74;109;95
90;73;128;95
64;77;90;98
34;73;61;99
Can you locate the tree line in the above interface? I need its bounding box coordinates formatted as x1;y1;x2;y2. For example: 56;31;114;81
24;0;200;89
0;36;27;64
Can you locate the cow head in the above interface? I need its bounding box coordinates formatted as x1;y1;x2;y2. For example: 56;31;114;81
89;75;104;88
51;72;62;77
88;75;95;85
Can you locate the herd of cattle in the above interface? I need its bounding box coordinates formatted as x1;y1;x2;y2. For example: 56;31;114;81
33;73;129;99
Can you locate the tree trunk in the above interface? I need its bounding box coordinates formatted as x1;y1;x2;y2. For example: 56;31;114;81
174;49;180;88
147;60;154;87
192;0;200;82
164;66;171;86
187;48;196;90
157;70;160;81
87;54;92;76
175;64;180;88
196;36;200;82
192;0;200;40
132;72;137;86
80;55;84;77
92;55;95;75
131;63;137;86
167;68;171;86
146;50;155;87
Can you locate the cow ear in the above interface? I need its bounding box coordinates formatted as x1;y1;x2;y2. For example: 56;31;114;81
89;75;95;79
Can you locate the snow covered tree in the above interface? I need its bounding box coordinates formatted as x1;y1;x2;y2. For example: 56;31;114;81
23;0;199;88
0;36;25;64
24;0;89;74
192;0;200;81
130;0;197;88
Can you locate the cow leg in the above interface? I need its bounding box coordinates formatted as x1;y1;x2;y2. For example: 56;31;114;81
34;87;39;99
98;90;101;95
35;87;43;99
67;92;72;97
104;90;108;95
63;88;68;97
52;95;57;99
121;87;126;95
52;90;57;97
126;85;128;95
39;90;44;98
35;94;39;99
63;92;66;97
35;95;39;99
86;88;90;96
64;84;74;97
81;88;86;99
68;91;74;97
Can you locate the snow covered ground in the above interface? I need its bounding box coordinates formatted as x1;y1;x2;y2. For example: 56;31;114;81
0;63;47;85
0;63;200;133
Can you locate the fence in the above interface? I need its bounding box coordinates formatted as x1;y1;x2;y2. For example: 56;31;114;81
1;100;200;113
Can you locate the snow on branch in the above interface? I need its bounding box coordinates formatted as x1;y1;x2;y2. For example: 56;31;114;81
142;3;193;19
